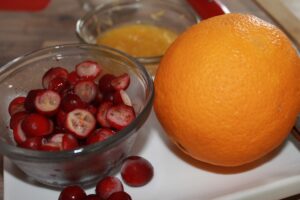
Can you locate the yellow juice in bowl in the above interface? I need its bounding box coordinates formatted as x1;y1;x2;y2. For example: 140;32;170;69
96;24;178;74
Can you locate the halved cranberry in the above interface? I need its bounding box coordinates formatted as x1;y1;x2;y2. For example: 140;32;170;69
94;91;104;105
87;105;97;116
95;176;124;200
58;185;87;200
96;101;113;128
98;74;116;94
121;156;154;187
48;77;70;94
113;90;132;106
21;114;53;137
67;71;81;86
40;141;61;151
65;109;96;138
19;137;44;150
24;89;43;112
106;104;136;130
61;93;85;112
62;134;79;150
8;96;26;116
56;109;67;130
13;120;27;145
9;111;28;129
75;60;102;80
74;80;97;103
49;133;79;150
86;128;116;145
111;73;130;91
107;191;132;200
42;67;68;89
103;92;114;102
34;89;61;116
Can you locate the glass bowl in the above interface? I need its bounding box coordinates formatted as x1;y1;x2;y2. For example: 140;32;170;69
76;0;200;75
0;44;154;188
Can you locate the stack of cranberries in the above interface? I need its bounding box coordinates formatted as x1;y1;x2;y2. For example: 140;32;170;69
8;60;136;151
59;155;154;200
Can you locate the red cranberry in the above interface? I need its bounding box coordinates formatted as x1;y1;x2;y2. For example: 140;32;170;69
86;105;97;116
65;109;96;138
8;96;26;116
48;133;79;151
67;71;81;86
98;74;116;94
107;191;132;200
86;128;115;145
113;90;132;106
111;73;130;91
48;77;70;94
34;89;61;116
56;109;67;130
21;113;53;137
95;176;124;200
42;67;68;89
106;104;136;130
9;111;28;129
75;60;102;80
74;80;98;103
61;93;85;112
24;89;42;112
58;185;86;200
13;120;27;145
121;156;154;187
19;137;44;150
96;101;113;128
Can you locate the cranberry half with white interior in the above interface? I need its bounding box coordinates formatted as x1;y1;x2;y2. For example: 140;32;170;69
106;104;136;130
74;80;97;103
111;73;130;91
113;90;132;106
34;89;61;116
65;108;96;138
75;60;102;80
13;120;27;145
96;101;113;128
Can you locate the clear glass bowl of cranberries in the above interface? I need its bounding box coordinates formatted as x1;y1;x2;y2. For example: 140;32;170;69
0;43;154;188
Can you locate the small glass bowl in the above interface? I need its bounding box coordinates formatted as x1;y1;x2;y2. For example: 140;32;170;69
0;44;154;188
76;0;200;75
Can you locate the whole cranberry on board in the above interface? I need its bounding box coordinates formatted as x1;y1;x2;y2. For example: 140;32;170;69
58;185;87;200
107;191;132;200
121;156;154;187
95;176;124;199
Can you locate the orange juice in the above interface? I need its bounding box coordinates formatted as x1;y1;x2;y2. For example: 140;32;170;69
96;24;178;58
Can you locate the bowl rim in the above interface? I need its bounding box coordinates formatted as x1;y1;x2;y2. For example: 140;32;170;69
0;43;154;161
75;0;200;64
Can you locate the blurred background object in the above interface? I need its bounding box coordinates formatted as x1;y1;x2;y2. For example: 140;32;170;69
0;0;50;11
78;0;228;19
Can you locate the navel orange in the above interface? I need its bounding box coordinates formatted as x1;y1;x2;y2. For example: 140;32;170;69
154;13;300;167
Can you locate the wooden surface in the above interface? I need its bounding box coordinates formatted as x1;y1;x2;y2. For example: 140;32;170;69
0;1;299;200
255;0;300;48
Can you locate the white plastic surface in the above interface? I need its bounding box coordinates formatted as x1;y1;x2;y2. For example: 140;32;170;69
4;110;300;200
